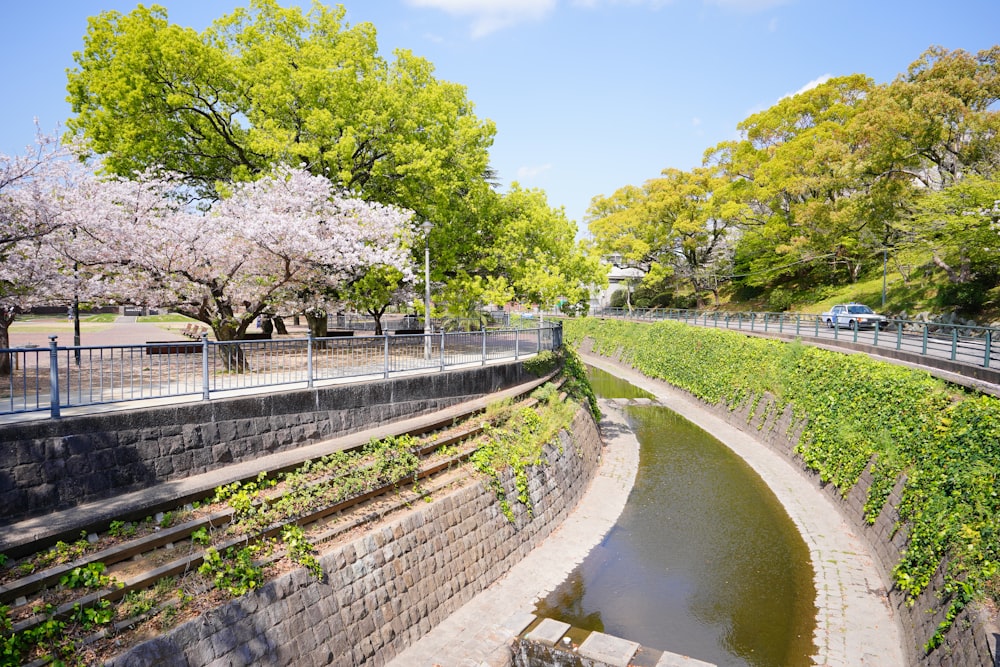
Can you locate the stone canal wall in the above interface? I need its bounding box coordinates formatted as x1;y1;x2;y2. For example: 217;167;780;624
706;392;996;667
0;363;535;526
106;407;604;667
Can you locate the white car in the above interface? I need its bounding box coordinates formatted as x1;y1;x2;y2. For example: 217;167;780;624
820;303;888;330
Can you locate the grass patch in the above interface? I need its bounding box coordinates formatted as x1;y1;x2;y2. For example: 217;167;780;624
137;313;198;323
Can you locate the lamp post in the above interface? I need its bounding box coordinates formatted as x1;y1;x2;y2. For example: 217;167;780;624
882;246;888;308
421;220;433;359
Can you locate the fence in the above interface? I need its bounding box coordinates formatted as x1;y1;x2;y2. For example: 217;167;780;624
1;323;561;419
589;307;1000;371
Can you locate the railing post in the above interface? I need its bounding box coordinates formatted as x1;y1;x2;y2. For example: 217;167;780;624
951;328;958;361
48;336;60;419
515;328;520;360
384;334;390;379
896;322;903;350
985;330;992;368
795;314;800;336
201;333;210;400
306;332;314;388
440;330;445;371
482;328;487;366
873;322;880;346
537;326;541;354
922;326;928;355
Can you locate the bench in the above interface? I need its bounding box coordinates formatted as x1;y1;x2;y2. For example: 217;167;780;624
393;328;427;336
240;332;272;341
181;324;209;339
324;330;355;337
145;341;202;355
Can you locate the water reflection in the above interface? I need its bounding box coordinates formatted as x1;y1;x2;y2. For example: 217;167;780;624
534;366;815;667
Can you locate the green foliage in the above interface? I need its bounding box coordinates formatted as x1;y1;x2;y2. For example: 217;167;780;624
118;589;157;620
67;1;496;222
523;350;559;377
564;316;1000;647
59;562;115;590
560;347;601;422
108;520;137;539
191;527;211;547
280;524;322;579
198;546;264;597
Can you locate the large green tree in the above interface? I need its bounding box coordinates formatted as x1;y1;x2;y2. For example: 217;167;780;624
705;74;881;288
66;0;495;223
588;166;737;306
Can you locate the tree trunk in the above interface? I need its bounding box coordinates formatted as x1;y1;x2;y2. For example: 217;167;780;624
272;316;288;335
211;319;251;372
0;314;13;377
368;306;388;337
306;311;328;337
932;254;961;284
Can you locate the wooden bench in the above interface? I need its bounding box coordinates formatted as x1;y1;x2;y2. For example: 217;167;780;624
180;324;209;339
240;332;272;341
393;328;428;336
145;341;202;355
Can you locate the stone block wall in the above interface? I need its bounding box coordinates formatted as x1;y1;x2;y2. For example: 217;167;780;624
106;408;603;667
0;363;534;526
704;390;996;667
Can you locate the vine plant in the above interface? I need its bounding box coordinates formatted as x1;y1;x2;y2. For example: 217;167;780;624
564;316;1000;651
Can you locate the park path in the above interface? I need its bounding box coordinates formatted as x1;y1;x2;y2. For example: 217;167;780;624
8;316;188;348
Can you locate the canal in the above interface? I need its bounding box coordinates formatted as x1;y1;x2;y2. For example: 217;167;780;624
534;366;816;666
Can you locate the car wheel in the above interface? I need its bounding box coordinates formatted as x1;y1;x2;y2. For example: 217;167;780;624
826;318;834;328
850;320;858;331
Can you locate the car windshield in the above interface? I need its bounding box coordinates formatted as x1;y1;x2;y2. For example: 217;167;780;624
847;305;874;314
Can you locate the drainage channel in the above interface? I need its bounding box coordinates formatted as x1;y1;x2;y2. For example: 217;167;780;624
532;365;815;667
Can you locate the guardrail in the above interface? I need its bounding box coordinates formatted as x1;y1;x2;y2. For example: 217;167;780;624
589;307;1000;372
1;324;562;419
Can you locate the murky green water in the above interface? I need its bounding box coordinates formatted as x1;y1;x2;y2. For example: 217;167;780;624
534;366;815;667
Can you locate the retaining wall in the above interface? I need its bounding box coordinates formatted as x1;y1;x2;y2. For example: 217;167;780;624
106;407;604;667
0;363;535;526
584;343;996;667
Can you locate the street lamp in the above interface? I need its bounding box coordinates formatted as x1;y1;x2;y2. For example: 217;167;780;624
421;220;433;359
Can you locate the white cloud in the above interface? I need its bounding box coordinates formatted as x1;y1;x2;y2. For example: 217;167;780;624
781;74;832;100
404;0;556;37
691;116;702;126
704;0;793;10
570;0;675;8
517;163;553;180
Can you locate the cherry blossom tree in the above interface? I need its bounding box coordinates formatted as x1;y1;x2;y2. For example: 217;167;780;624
65;165;413;366
0;128;79;374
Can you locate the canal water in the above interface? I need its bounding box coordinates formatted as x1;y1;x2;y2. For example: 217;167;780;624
534;366;816;666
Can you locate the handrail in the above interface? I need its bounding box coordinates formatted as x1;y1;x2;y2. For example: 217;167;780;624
0;323;563;419
586;307;1000;374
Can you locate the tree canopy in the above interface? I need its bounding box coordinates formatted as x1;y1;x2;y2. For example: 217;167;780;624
588;45;1000;313
66;0;496;225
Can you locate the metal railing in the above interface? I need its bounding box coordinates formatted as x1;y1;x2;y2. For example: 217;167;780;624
1;323;561;419
589;307;1000;372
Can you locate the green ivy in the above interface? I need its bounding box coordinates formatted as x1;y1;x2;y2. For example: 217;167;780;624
564;316;1000;649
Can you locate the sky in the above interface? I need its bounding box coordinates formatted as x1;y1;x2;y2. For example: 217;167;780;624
2;0;999;234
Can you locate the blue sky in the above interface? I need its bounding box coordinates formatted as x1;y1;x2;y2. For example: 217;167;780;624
2;0;999;233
